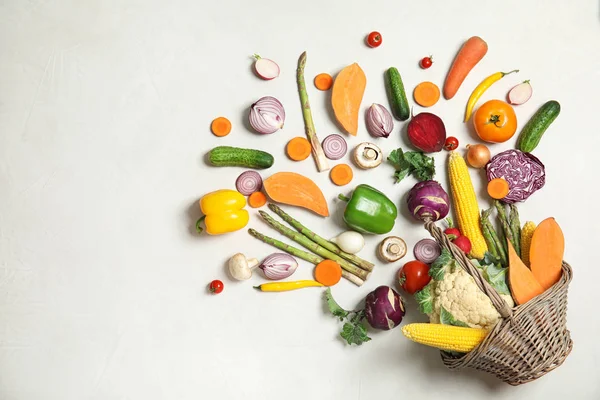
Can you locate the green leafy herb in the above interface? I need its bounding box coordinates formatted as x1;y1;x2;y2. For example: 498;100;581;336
429;248;454;281
440;306;470;327
324;289;371;345
387;147;435;183
414;284;433;314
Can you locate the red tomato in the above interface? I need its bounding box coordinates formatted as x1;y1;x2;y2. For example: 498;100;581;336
420;56;433;69
398;261;431;295
366;31;382;48
444;136;459;151
209;280;224;294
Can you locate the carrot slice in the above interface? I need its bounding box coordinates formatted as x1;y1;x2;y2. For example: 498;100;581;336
413;81;440;107
487;178;510;199
314;260;342;286
248;191;267;208
211;117;232;137
314;73;333;91
330;164;353;186
286;137;312;161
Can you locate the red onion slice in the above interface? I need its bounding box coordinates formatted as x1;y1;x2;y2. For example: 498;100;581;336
413;239;441;264
249;96;285;134
235;171;263;195
322;134;347;160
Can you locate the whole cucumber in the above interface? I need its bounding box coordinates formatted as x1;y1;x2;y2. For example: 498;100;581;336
385;67;410;121
517;100;560;152
209;146;274;169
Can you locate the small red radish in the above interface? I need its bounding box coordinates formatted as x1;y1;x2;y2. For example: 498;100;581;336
453;236;472;253
253;54;280;80
508;80;532;105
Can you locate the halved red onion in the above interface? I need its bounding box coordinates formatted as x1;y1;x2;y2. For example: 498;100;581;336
366;103;394;138
249;96;285;134
322;134;347;160
235;171;263;195
413;239;441;264
260;253;298;280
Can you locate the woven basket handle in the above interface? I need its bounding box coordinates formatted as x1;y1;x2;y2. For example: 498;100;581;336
425;221;513;319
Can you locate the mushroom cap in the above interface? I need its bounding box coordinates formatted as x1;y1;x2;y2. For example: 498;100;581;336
228;253;255;280
378;236;407;262
353;142;383;169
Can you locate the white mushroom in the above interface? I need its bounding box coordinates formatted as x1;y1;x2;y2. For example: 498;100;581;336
353;142;383;169
228;253;260;280
378;236;407;262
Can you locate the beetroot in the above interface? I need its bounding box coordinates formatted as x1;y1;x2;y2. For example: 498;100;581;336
407;112;447;153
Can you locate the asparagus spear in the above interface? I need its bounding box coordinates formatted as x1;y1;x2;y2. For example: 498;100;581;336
248;229;364;286
509;204;522;257
259;211;369;281
481;208;508;267
268;204;374;271
297;52;329;172
480;210;499;259
494;200;516;254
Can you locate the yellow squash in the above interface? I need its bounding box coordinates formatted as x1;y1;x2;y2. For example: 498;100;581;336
464;70;519;122
197;189;249;235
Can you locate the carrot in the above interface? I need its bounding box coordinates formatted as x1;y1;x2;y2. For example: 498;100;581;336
507;240;544;305
263;172;329;217
530;218;564;290
248;191;267;208
487;178;510;199
443;36;488;100
314;260;342;286
330;164;353;186
331;63;367;136
211;117;232;137
286;137;312;161
413;81;440;107
314;73;333;91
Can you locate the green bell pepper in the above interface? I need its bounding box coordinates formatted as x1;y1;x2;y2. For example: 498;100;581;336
338;184;397;234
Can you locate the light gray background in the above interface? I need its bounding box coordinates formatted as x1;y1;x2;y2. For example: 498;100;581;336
1;0;599;399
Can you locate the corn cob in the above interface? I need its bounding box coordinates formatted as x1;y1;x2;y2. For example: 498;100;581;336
448;152;488;258
521;221;537;267
402;323;488;353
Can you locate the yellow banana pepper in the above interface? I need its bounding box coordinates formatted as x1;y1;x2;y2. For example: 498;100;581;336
196;190;249;235
464;69;519;122
253;280;324;292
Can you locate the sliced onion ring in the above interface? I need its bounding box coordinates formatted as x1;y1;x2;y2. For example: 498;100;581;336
413;239;441;264
235;171;263;195
322;134;347;160
249;96;285;134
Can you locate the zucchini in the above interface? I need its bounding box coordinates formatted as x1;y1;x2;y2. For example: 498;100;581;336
208;146;274;169
517;100;560;152
385;67;410;121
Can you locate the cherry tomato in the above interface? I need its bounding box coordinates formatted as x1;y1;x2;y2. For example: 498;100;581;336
366;31;382;48
452;236;472;253
398;261;431;295
444;136;459;151
420;56;433;69
444;227;461;239
209;280;224;294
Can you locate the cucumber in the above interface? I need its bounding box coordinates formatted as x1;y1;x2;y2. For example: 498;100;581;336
517;100;560;152
209;146;274;169
385;67;410;121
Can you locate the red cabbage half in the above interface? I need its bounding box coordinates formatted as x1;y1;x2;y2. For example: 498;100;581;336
486;149;545;203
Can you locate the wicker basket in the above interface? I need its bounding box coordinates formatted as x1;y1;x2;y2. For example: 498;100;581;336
424;221;573;386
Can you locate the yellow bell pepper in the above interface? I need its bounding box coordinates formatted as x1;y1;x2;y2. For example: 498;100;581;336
196;190;249;235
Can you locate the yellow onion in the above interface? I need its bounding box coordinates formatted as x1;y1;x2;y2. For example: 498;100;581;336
466;144;491;168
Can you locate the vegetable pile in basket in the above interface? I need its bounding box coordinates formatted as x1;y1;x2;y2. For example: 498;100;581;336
197;34;570;384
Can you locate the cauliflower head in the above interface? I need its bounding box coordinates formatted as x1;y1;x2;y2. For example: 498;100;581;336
415;249;514;330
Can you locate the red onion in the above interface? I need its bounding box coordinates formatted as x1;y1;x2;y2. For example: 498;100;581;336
366;103;394;138
486;149;545;203
235;171;263;196
260;253;298;280
249;96;285;134
322;134;347;160
413;239;441;264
